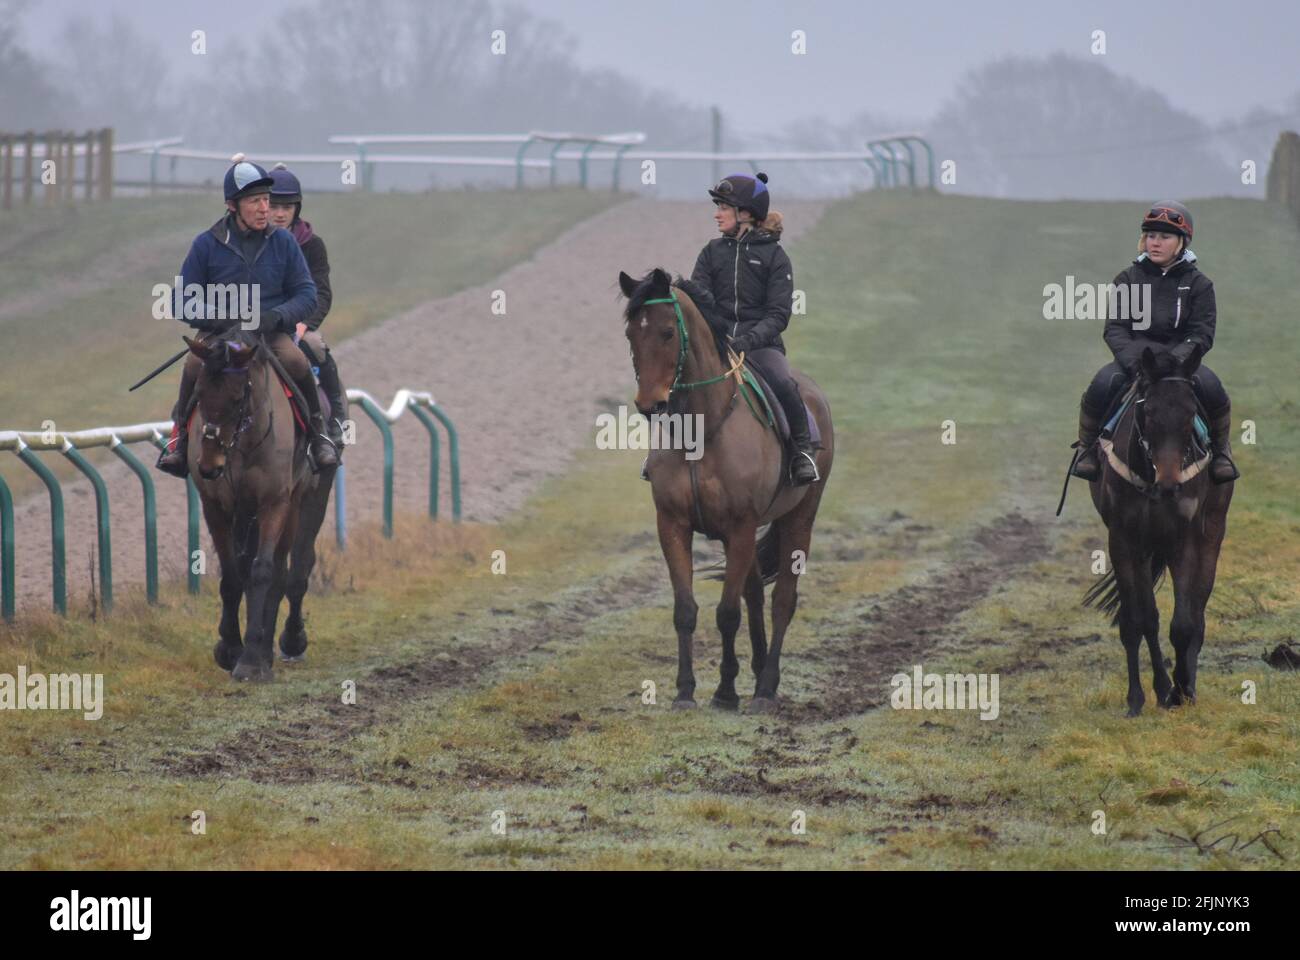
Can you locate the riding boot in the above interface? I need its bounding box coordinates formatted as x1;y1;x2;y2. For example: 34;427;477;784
1071;406;1103;481
784;382;819;486
315;347;348;448
294;369;339;471
1208;408;1240;483
156;365;197;478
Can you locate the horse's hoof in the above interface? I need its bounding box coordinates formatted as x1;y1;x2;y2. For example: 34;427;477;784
232;659;273;683
278;652;306;663
747;696;779;715
279;627;308;660
214;641;243;672
710;695;740;712
671;698;697;711
1124;706;1142;718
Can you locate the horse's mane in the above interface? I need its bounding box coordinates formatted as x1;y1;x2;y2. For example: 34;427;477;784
622;268;730;363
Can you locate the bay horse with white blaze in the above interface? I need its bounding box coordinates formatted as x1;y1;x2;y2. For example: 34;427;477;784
619;268;834;713
1083;344;1233;716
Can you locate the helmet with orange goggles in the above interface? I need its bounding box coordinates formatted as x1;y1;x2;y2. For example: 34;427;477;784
1141;201;1193;242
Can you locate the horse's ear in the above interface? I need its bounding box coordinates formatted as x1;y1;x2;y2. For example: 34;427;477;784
227;341;258;368
651;267;672;291
1139;346;1159;381
618;271;638;299
1180;342;1204;375
183;336;211;360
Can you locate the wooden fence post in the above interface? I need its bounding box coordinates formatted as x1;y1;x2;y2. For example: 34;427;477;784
2;133;12;210
22;131;34;205
98;128;114;201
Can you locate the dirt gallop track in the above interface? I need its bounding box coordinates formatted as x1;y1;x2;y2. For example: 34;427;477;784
6;200;827;610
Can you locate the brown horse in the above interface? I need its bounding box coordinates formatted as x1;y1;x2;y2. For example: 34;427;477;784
618;268;834;713
1083;344;1233;716
183;332;330;681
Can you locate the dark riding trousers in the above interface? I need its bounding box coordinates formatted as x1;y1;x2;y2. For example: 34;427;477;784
745;347;802;412
1083;361;1229;420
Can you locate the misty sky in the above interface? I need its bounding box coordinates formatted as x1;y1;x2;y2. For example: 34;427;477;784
16;0;1300;136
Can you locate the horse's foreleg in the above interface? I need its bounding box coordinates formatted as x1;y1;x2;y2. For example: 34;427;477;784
1141;561;1173;707
657;512;697;708
1109;533;1149;717
280;479;330;661
711;526;756;711
234;501;290;682
1169;535;1220;706
203;502;244;672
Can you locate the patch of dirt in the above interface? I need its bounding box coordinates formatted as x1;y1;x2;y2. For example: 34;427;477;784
152;556;663;785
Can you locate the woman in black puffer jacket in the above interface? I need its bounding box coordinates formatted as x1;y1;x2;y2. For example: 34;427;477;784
679;172;818;486
1072;201;1238;484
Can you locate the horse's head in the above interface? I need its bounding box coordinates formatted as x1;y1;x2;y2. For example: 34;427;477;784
1135;343;1204;498
619;267;686;417
184;335;259;480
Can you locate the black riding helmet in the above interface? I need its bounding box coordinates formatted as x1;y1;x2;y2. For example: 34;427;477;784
708;172;770;223
1142;200;1194;242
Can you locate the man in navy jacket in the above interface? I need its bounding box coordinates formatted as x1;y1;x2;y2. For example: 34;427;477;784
157;155;338;475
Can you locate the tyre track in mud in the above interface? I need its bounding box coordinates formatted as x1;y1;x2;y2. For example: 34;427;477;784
151;550;666;786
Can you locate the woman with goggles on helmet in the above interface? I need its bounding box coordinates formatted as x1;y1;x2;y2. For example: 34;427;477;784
1072;201;1238;484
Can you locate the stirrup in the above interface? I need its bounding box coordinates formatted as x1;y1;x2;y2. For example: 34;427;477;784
1210;453;1239;484
156;439;189;478
790;449;820;485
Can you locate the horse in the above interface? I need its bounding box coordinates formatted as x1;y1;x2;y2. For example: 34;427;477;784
618;268;834;713
1082;344;1233;716
183;332;335;681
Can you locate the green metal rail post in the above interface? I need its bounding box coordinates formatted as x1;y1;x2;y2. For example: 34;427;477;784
355;395;395;538
110;437;158;605
14;442;65;615
408;405;442;520
151;434;200;594
0;473;13;622
61;443;112;613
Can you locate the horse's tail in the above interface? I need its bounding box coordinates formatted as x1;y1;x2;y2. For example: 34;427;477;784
1083;552;1167;626
700;523;781;584
755;523;780;585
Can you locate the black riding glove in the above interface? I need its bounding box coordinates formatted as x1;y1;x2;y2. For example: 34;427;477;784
730;334;756;356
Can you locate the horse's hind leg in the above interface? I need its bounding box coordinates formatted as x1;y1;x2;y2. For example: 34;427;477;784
711;526;756;711
752;483;825;713
744;563;768;684
657;512;698;709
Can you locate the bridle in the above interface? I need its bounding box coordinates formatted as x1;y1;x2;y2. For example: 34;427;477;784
1102;375;1211;496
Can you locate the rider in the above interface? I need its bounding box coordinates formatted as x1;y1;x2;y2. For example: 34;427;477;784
678;172;819;486
267;162;348;448
156;154;339;476
1072;201;1238;484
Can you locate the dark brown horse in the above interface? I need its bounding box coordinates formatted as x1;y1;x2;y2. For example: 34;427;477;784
619;268;834;713
1083;344;1233;716
183;333;334;681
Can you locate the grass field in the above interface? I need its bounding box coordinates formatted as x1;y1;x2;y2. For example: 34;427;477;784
0;188;618;500
1;190;1297;869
